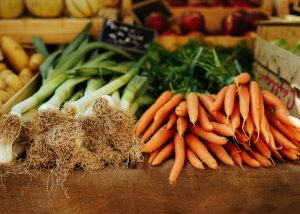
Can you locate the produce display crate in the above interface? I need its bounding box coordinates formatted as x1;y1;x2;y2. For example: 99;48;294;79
156;34;255;51
257;20;300;46
0;73;40;114
254;36;300;117
169;0;273;32
0;18;105;45
1;161;300;213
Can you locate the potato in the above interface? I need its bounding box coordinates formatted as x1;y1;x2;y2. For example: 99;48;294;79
0;90;11;104
0;69;13;80
19;68;33;85
0;79;5;90
29;53;44;73
4;73;23;91
0;63;7;72
0;36;29;73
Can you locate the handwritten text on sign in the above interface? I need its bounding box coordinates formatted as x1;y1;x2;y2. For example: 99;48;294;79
100;19;156;53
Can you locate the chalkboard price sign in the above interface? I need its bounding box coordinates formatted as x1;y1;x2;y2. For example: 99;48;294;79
99;19;156;53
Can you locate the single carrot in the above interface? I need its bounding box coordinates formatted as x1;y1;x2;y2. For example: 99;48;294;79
211;122;234;137
266;111;300;141
186;92;198;124
148;149;161;164
198;94;228;124
198;103;213;131
268;129;278;150
210;86;228;112
224;142;243;169
141;126;176;153
151;114;169;135
269;125;298;150
211;94;217;100
249;151;271;167
186;148;204;170
136;90;172;134
175;101;187;117
167;112;177;130
235;130;249;145
142;122;154;142
281;148;299;160
244;114;255;137
291;139;300;149
251;134;271;158
275;109;300;128
151;141;175;166
177;116;188;137
238;85;250;129
240;150;261;167
234;72;251;85
224;84;237;120
230;101;241;131
169;133;185;185
154;94;183;122
206;142;234;166
258;91;270;144
186;134;218;169
249;81;261;139
262;90;288;113
189;124;228;145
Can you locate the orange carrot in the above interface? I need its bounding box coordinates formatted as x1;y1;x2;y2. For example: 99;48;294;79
211;94;217;100
244;114;255;137
249;81;261;139
151;141;175;166
230;101;241;131
238;85;250;129
136;90;172;134
199;94;228;124
186;92;198;124
281;148;299;160
235;130;249;145
224;83;237;121
291;139;300;149
175;101;187;117
148;149;161;164
275;109;300;128
266;111;300;141
177;116;188;137
169;133;185;185
234;72;251;85
259;92;270;143
151;114;169;135
142;122;154;142
154;94;183;122
249;151;272;167
251;134;271;158
269;125;298;150
262;90;288;113
167;112;177;130
141;126;176;153
186;148;204;169
206;142;234;166
240;150;261;167
211;122;234;137
198;103;213;131
189;124;228;145
210;86;228;112
186;134;218;169
224;142;243;169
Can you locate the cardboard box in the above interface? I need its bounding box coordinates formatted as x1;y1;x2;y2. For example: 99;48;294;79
254;63;300;117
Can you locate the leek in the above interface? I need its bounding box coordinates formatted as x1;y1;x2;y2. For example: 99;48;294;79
129;95;154;114
84;78;106;96
120;75;148;111
65;56;146;116
70;88;85;101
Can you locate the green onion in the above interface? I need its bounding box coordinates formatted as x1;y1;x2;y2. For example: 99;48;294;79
84;78;106;96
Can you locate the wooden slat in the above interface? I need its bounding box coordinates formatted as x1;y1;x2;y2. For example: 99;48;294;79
0;161;300;213
0;18;105;44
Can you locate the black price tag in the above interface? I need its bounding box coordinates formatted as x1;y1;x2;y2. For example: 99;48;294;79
132;0;172;25
99;19;156;53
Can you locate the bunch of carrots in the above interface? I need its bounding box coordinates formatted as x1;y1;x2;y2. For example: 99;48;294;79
135;72;300;185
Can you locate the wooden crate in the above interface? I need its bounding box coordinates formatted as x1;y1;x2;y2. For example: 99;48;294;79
0;18;105;45
257;20;300;46
0;161;300;212
168;0;273;32
0;74;41;114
